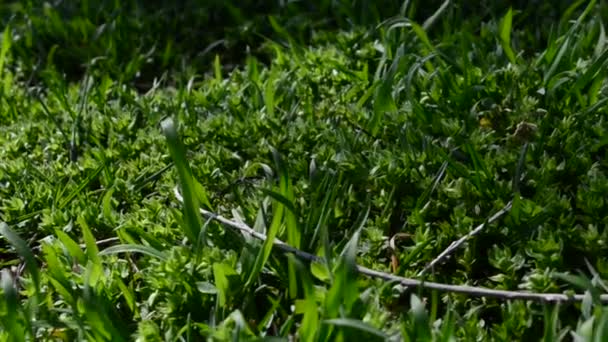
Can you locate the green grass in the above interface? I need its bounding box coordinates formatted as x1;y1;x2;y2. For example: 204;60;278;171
2;0;608;340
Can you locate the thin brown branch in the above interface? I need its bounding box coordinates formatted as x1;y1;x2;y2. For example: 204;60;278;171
31;237;119;252
174;188;608;303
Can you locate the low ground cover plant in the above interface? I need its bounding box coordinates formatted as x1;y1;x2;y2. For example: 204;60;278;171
1;0;608;340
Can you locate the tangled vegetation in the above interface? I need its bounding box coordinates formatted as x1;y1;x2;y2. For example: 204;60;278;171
1;0;608;340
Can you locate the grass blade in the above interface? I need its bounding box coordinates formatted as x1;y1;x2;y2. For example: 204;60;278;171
569;47;608;101
271;149;300;298
292;255;320;342
0;222;40;294
542;304;560;342
58;163;105;210
243;188;284;288
1;269;25;341
213;262;239;308
99;244;168;261
371;78;397;136
410;294;432;340
161;117;203;244
55;229;87;265
0;25;12;90
77;215;100;265
498;7;516;64
325;207;369;317
323;318;388;340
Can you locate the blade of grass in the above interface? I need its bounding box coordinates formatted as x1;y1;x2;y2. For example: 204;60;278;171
569;47;608;100
0;222;40;294
99;244;168;261
542;304;560;342
243;190;284;288
422;0;450;30
77;215;100;265
58;163;105;210
271;148;300;298
55;229;87;265
323;318;388;340
213;262;239;308
325;207;369;317
1;269;25;341
370;78;396;136
292;255;320;342
42;243;75;303
82;260;127;341
161;117;202;244
409;294;432;340
498;7;516;64
543;0;597;85
0;25;12;93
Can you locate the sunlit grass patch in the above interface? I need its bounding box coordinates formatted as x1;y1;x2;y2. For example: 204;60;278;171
1;1;608;340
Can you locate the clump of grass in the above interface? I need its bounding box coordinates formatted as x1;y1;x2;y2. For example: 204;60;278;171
1;0;608;340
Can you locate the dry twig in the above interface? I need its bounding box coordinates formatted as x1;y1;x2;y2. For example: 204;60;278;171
174;188;608;303
419;201;513;276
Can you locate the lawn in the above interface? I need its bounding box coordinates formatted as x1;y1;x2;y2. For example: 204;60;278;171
1;0;608;340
